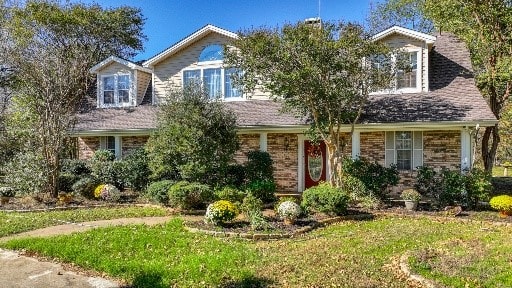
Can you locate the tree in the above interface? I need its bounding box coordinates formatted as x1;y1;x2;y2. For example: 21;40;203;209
145;84;239;184
366;0;433;34
224;21;400;186
0;0;146;196
372;0;512;172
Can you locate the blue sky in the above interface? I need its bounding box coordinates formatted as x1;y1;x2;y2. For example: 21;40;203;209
83;0;375;61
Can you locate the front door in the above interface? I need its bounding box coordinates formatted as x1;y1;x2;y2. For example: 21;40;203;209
304;140;327;189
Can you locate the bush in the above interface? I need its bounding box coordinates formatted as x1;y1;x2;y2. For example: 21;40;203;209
245;150;273;182
214;186;246;204
0;186;15;197
204;200;238;225
414;166;440;195
60;159;90;176
489;195;512;213
245;180;277;204
277;201;301;220
240;194;268;230
95;184;121;203
465;169;493;205
90;150;125;190
122;148;150;192
302;182;349;216
146;180;175;204
72;177;98;199
4;151;48;196
58;173;78;193
168;181;214;210
342;157;399;200
222;164;246;188
401;189;421;201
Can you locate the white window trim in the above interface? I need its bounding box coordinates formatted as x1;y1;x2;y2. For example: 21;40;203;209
385;131;423;171
182;66;244;101
100;136;122;159
98;73;134;108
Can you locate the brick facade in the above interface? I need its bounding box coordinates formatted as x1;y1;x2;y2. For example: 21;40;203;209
268;134;298;193
360;132;385;165
423;131;460;170
233;134;260;164
121;136;149;157
78;137;100;159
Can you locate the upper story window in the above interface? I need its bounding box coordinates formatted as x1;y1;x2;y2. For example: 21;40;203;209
397;51;418;89
100;74;132;107
198;44;224;62
182;44;242;100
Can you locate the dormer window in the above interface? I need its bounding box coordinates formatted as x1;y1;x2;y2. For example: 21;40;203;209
100;74;132;107
182;44;243;100
370;50;421;94
397;51;418;89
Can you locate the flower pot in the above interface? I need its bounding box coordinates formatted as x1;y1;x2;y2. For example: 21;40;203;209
283;218;296;225
0;196;10;205
404;200;418;211
499;210;512;218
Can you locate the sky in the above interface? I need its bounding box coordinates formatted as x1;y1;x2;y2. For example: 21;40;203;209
81;0;375;61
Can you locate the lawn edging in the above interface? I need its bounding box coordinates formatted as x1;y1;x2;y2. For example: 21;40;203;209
183;213;374;240
399;251;437;288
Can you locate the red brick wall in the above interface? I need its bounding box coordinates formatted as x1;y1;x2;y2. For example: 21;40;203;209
78;137;100;160
423;131;460;171
233;134;260;164
268;133;298;193
360;132;385;165
122;136;149;157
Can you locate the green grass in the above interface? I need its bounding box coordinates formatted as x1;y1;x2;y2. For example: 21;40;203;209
2;215;511;287
0;206;168;237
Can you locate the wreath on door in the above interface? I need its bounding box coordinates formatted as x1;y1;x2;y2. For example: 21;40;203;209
307;144;322;158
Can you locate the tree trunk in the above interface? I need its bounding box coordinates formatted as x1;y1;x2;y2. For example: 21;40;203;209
482;124;500;172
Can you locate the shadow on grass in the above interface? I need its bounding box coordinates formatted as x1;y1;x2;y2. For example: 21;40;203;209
129;271;165;288
219;275;274;288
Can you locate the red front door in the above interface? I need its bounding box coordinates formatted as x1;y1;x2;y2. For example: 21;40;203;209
304;140;327;189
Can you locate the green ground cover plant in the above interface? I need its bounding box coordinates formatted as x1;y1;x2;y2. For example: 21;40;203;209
0;206;167;237
2;215;510;287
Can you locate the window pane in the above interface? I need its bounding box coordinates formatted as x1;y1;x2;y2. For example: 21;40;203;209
224;68;242;98
183;70;200;87
107;136;115;155
103;76;114;90
198;44;224;62
103;91;114;104
204;68;221;98
397;52;418;89
118;90;130;103
395;131;412;171
118;75;130;90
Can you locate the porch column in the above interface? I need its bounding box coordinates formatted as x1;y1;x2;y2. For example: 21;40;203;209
115;136;122;159
259;132;268;152
351;131;360;159
461;129;471;171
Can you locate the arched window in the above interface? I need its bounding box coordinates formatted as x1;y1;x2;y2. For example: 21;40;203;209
198;44;224;62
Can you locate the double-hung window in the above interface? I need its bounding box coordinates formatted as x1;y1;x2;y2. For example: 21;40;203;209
101;74;131;107
386;131;423;171
397;51;419;90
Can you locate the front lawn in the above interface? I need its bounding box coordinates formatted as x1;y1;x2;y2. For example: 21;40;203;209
2;215;511;287
0;206;168;237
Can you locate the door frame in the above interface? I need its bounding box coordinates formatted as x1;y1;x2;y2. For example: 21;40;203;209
297;134;331;192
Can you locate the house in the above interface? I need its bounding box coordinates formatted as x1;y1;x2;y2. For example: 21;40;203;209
74;24;497;193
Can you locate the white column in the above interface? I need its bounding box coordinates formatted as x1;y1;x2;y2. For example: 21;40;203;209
259;132;268;152
461;129;471;171
115;136;122;159
351;131;360;159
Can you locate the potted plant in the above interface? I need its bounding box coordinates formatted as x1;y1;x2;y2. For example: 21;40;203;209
0;187;15;205
489;195;512;218
277;200;302;225
401;189;421;211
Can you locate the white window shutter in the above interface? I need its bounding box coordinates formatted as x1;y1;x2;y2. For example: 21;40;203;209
99;136;106;150
385;131;395;168
412;131;423;170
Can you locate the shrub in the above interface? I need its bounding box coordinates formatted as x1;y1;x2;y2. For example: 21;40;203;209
277;201;301;220
58;173;78;193
240;194;268;230
71;177;98;199
274;196;300;212
0;186;15;197
168;181;214;210
222;164;246;188
302;182;349;216
146;180;175;204
245;150;273;182
465;168;492;205
95;184;121;203
4;151;48;196
214;186;246;204
122;148;150;192
414;166;440;195
489;195;512;213
401;189;421;201
342;157;399;200
204;200;238;225
90;150;125;189
60;159;90;176
245;179;277;204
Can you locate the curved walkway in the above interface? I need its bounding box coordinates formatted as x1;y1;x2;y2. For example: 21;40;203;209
0;215;202;288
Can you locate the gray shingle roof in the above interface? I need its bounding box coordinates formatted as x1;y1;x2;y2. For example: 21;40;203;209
74;32;496;133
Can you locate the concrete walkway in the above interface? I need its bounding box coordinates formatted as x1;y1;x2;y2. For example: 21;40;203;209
0;215;202;288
